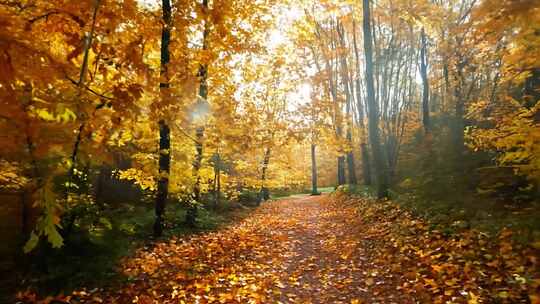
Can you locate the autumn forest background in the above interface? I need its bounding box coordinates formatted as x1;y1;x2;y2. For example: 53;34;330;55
1;0;539;303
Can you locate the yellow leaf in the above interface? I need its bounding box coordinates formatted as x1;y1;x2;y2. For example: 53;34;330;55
468;292;479;304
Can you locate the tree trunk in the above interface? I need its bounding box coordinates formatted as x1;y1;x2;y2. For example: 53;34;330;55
153;0;172;237
311;144;318;195
362;0;388;198
65;0;101;204
187;0;210;227
258;148;271;205
21;83;40;237
452;58;466;168
213;152;221;208
187;127;203;227
360;143;372;185
337;23;358;186
420;27;430;134
154;120;170;236
337;154;346;186
346;135;357;185
317;21;345;188
352;19;372;186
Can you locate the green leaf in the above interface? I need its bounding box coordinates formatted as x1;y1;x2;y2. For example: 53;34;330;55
35;108;56;121
23;231;39;253
44;224;64;248
99;217;113;230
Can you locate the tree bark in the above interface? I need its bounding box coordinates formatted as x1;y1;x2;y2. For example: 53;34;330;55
311;144;318;195
213;152;221;209
362;0;388;198
352;18;372;185
63;0;102;237
337;155;346;186
21;83;40;236
66;0;101;197
187;0;210;227
153;0;172;237
154;120;170;236
315;21;346;187
452;57;466;167
346;135;357;184
420;27;430;134
337;23;358;185
258;148;271;205
187;126;203;227
360;143;372;185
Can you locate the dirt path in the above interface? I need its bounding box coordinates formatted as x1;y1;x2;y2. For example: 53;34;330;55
266;195;409;304
59;195;412;303
19;193;538;303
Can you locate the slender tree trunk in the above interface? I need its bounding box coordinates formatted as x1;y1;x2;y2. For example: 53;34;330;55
216;164;220;206
362;0;388;198
311;144;318;195
187;127;203;227
63;0;102;237
65;0;101;196
337;23;358;185
346;131;357;184
187;0;210;227
452;57;466;166
337;154;346;186
352;19;372;185
213;152;221;208
153;0;172;237
154;120;170;236
360;143;372;185
21;83;40;237
318;21;346;187
258;148;271;205
420;27;430;134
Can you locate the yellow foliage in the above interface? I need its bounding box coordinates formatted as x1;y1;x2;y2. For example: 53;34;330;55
117;168;156;191
0;160;29;190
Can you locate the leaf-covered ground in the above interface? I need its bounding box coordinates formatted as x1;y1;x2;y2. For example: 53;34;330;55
19;194;539;303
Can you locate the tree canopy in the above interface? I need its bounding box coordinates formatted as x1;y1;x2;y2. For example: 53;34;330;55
1;0;539;302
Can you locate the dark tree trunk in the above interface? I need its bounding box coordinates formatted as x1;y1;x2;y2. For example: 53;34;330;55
213;152;221;208
311;144;318;195
153;0;172;237
21;83;40;237
360;143;372;185
188;0;210;227
337;155;346;186
362;0;388;198
258;148;271;205
346;131;357;185
420;27;430;134
154;121;170;236
452;59;466;168
186;127;203;227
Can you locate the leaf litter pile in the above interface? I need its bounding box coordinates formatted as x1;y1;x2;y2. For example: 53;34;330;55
18;194;540;303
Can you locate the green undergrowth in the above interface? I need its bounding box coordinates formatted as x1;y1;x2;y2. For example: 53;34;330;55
316;186;335;194
236;186;334;202
15;200;256;299
394;191;540;242
336;184;540;243
270;188;311;199
271;186;336;198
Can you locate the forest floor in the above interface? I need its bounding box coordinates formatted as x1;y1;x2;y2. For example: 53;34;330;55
17;193;539;303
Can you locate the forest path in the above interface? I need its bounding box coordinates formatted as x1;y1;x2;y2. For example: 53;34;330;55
83;195;412;303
